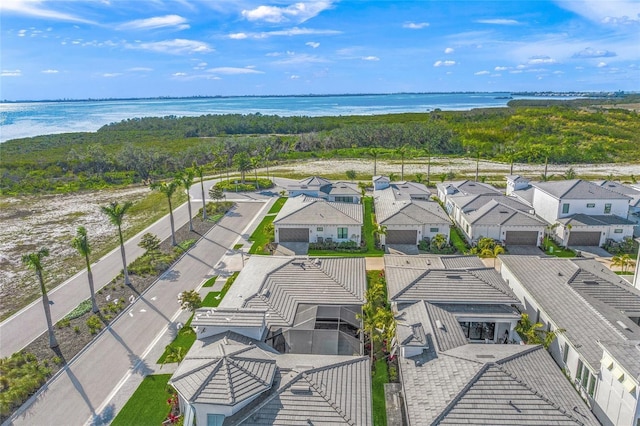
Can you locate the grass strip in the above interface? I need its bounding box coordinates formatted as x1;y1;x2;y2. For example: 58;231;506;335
372;358;389;426
111;374;173;426
202;276;218;288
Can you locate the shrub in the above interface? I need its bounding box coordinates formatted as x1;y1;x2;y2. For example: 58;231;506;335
57;318;71;328
64;299;93;321
74;326;80;334
86;315;103;335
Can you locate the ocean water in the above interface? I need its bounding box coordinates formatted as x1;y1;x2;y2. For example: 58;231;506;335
0;92;548;143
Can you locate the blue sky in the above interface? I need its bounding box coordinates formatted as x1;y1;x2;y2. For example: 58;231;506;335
1;0;639;100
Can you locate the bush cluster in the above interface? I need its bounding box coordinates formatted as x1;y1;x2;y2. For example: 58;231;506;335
308;240;366;252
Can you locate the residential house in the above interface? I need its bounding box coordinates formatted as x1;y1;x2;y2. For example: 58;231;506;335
286;176;361;203
273;195;363;243
170;256;370;425
596;180;640;237
385;255;522;345
436;179;502;206
374;179;451;245
509;177;633;246
500;255;640;426
387;255;598;425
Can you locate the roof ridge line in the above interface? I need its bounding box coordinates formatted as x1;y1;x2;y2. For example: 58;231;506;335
189;358;224;402
170;358;220;382
392;269;432;300
314;259;361;299
492;362;588;425
430;362;489;425
226;356;274;389
467;269;515;299
304;374;354;425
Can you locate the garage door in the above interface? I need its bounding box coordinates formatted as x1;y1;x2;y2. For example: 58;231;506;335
279;228;309;242
568;231;601;246
386;230;417;244
505;231;538;245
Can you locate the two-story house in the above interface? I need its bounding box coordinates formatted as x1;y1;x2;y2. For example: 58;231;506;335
286;176;361;203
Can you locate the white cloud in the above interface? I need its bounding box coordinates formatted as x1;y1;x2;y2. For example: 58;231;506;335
229;27;340;39
554;0;640;25
207;67;264;75
403;22;430;29
597;61;608;67
475;19;520;25
41;69;59;74
117;15;190;31
128;67;153;72
102;73;122;77
306;41;320;48
527;55;556;65
362;56;380;61
553;70;564;74
128;39;213;54
0;0;95;24
242;1;333;24
433;60;456;67
444;47;454;54
572;47;617;58
172;72;187;76
18;29;27;37
494;66;508;71
1;69;22;77
273;53;328;65
290;74;300;79
474;70;490;75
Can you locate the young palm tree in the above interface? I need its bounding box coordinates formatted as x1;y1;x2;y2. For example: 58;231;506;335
234;152;252;184
396;144;410;181
71;226;99;313
193;163;207;220
101;200;134;285
22;248;58;348
177;169;196;232
151;180;179;246
368;148;381;176
250;156;261;189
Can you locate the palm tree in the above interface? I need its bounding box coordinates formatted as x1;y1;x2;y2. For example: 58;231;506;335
396;144;410;181
71;226;99;314
425;148;432;186
564;223;572;249
368;148;381;176
263;145;273;181
612;254;635;274
250;156;261;189
22;248;58;348
563;167;576;180
101;201;133;285
193;163;207;220
151;180;179;246
177;169;196;232
234;152;252;184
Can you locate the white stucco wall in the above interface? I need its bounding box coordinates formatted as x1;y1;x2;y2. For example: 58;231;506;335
595;359;639;426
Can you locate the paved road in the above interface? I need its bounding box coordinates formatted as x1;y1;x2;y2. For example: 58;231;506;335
9;201;267;426
0;200;198;357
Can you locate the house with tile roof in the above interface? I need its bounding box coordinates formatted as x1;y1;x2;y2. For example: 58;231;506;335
500;255;640;426
508;177;634;246
393;286;599;425
170;256;371;425
273;195;363;244
436;179;502;205
374;179;451;245
596;180;640;237
286;176;362;203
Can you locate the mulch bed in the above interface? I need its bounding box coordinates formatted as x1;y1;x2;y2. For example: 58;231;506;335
3;213;218;421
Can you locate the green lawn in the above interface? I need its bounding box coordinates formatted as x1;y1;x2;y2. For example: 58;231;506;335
372;358;389;426
248;197;286;255
111;374;173;426
449;226;469;254
543;238;576;258
202;275;218;287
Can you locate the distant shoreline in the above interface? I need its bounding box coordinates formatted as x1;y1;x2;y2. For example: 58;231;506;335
1;90;626;104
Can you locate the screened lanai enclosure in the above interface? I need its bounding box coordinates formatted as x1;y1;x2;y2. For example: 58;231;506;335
266;304;363;356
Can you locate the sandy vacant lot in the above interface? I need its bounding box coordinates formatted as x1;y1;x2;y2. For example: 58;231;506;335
1;157;639;318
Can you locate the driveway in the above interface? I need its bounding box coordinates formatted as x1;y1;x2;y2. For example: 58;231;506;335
386;244;419;255
275;242;309;255
571;246;613;258
506;245;545;255
8;202;268;426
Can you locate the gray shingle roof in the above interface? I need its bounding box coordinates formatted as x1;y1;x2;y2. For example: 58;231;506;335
598;180;640;208
274;195;363;226
326;181;361;196
423;302;469;352
500;255;640;371
568;266;640;315
449;193;534;214
192;308;266;328
464;199;546;227
599;340;640;380
438;180;503;196
557;213;635;226
375;194;451;226
533;179;631;201
388;267;517;304
223;257;366;328
400;343;599;426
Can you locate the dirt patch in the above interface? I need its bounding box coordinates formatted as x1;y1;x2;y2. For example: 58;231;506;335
0;187;150;319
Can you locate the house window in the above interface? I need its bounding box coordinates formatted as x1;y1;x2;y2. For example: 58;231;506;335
334;196;353;203
430;227;439;233
576;360;583;383
459;321;495;341
604;203;611;214
317;227;323;231
588;373;596;397
614;229;623;233
586;203;595;208
581;367;589;388
562;343;569;364
562;203;570;214
337;227;348;239
207;414;225;426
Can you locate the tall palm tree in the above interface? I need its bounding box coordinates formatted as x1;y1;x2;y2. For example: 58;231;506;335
396;144;410;181
151;180;179;246
71;226;99;314
368;148;381;176
101;201;133;285
22;248;58;348
234;152;252;184
177;169;196;232
250;155;261;189
193;163;207;220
